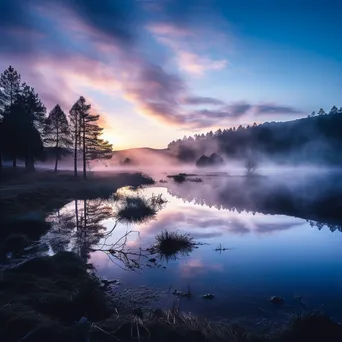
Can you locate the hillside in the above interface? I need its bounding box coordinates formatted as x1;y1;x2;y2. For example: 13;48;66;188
110;147;178;166
167;108;342;165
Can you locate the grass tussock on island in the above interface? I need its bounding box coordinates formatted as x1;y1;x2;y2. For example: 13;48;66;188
150;230;197;260
116;193;167;224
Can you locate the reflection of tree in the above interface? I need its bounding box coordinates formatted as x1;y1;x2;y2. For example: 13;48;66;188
73;199;113;262
46;192;167;269
46;208;75;254
308;220;342;233
168;183;342;233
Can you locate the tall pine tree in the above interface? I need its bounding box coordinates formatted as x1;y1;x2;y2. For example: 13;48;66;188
69;99;82;177
44;104;72;172
77;96;113;179
11;84;46;172
0;66;21;168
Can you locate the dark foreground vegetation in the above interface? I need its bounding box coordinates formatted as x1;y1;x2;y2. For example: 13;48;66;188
0;251;341;342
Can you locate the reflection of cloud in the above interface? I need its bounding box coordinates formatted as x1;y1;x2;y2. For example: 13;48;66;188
179;259;224;278
254;222;305;234
229;220;251;235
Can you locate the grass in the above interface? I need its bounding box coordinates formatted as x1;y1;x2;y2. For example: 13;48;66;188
116;193;167;224
152;230;196;260
0;252;112;342
0;171;155;241
117;196;158;223
96;310;342;342
1;252;342;341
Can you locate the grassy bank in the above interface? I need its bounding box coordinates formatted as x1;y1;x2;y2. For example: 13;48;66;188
0;170;154;234
1;252;341;342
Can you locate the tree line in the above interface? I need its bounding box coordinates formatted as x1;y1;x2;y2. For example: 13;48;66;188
0;66;113;178
168;105;342;165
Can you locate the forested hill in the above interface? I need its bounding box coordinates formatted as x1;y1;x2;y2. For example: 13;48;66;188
167;106;342;165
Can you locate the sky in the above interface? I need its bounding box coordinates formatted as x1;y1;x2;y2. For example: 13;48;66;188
0;0;341;149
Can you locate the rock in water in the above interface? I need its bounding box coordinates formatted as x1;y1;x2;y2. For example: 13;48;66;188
269;296;284;304
202;293;215;299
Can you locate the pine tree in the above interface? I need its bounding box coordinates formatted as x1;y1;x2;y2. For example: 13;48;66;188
10;84;46;172
329;106;338;115
70;97;113;179
78;96;113;179
318;108;326;116
44;104;72;172
0;66;21;108
0;66;21;168
69;99;82;177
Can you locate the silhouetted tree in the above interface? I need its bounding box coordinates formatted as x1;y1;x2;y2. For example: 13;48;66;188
329;106;338;115
78;96;113;179
0;66;21;168
69;99;82;177
44;104;72;172
9;84;46;171
245;155;258;175
318;108;326;116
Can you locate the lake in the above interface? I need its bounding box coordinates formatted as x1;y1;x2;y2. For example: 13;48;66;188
42;174;342;330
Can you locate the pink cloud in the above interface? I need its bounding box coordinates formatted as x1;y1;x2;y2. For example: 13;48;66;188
178;51;228;76
147;23;193;37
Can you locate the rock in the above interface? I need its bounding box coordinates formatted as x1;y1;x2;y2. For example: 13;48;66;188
196;153;224;168
269;296;284;304
202;293;215;299
148;258;157;263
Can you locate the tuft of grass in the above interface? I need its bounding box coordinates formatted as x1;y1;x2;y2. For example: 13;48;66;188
116;193;167;224
117;196;157;223
153;230;196;260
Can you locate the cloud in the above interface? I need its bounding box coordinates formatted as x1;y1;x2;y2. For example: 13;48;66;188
0;0;305;133
227;102;253;116
178;51;228;76
255;104;303;115
182;96;224;106
147;23;193;37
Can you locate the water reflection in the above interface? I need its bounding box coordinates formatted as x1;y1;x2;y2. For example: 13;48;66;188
45;184;342;323
45;188;167;268
46;199;112;261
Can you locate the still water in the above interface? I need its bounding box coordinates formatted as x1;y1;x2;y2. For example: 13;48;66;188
44;182;342;326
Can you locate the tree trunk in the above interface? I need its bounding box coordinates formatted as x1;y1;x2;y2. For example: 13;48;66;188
82;116;87;180
75;200;79;230
74;116;78;177
54;133;59;173
54;155;58;173
0;148;2;173
25;155;34;172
